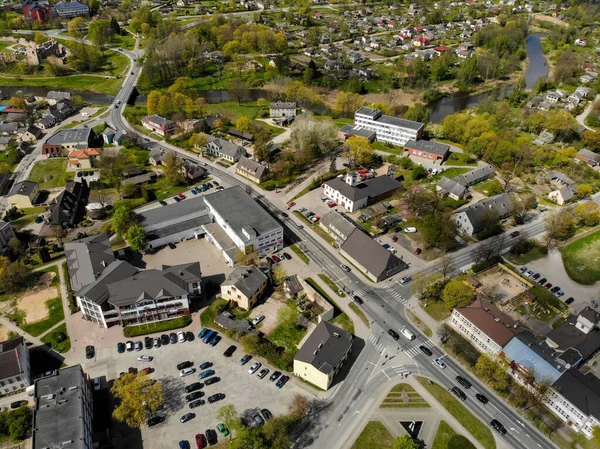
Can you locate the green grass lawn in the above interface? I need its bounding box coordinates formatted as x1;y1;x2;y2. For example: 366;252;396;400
331;313;355;335
318;273;345;297
504;244;548;265
28;159;74;189
561;228;600;285
305;277;354;334
348;302;369;327
289;244;309;264
268;305;307;351
446;152;477;166
417;377;496;449
380;382;430;408
432;167;471;182
40;323;71;353
109;33;136;50
350;421;395;449
421;300;451;321
123;315;192;337
104;50;130;76
204;101;263;122
432;421;459;449
406;309;433;337
373;141;405;155
473;178;504;196
0;74;123;95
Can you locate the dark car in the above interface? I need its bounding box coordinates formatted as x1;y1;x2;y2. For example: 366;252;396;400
198;328;210;339
551;286;561;293
276;375;289;388
510;231;520;238
161;334;170;345
476;394;489;404
185;382;203;393
85;345;95;359
145;337;153;349
117;342;125;353
199;361;212;370
490;419;507;435
538;278;547;285
186;391;204;402
269;371;281;382
170;333;178;344
159;200;167;206
189;399;205;409
147;415;164;427
451;386;466;401
353;295;363;305
128;367;138;375
251;411;264;427
261;408;273;421
544;283;552;289
223;345;236;357
239;354;252;365
179;441;190;449
186;332;195;342
532;273;541;280
177;361;194;371
205;429;218;446
565;297;575;305
180;413;196;423
456;376;472;389
204;376;220;386
10;400;26;409
207;393;225;404
282;252;291;260
419;345;433;356
388;329;400;340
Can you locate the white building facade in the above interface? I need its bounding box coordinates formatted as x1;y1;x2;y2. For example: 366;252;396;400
353;107;424;146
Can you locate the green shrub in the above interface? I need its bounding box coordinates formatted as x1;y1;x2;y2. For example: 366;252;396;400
123;315;192;337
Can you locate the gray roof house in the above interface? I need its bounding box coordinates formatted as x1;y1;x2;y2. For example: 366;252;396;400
205;138;246;162
65;233;116;292
436;176;468;200
319;211;357;243
453;165;495;187
220;265;268;309
236;156;268;183
576;148;600;167
452;193;514;236
340;228;408;282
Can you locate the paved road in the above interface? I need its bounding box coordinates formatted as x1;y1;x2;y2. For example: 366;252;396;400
576;94;600;131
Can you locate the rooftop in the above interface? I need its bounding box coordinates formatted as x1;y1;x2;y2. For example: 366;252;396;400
44;127;92;146
295;321;353;375
339;124;377;140
221;265;267;299
65;233;115;292
8;180;37;197
270;101;296;109
404;139;450;156
356;107;424;131
552;369;600;420
503;332;565;384
0;337;25;380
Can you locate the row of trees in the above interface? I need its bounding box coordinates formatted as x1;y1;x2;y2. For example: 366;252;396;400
146;88;207;120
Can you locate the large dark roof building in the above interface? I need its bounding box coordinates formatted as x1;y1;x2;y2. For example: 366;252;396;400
0;337;31;394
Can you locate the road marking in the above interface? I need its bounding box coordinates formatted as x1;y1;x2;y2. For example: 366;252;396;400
526;434;531;438
383;370;391;380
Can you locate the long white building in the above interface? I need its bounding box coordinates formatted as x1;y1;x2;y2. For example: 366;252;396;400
353;107;424;146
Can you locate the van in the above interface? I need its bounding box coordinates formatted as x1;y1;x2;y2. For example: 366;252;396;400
401;328;415;341
81;112;89;117
203;330;216;344
404;227;417;233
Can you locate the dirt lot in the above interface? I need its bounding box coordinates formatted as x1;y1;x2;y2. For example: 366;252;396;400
475;266;528;304
250;293;287;335
0;325;8;340
15;272;57;323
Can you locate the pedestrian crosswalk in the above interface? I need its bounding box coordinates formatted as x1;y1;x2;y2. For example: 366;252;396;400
368;333;386;353
384;286;408;305
404;339;436;358
391;364;410;378
354;287;374;297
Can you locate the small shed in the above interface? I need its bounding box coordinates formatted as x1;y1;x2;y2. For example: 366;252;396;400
521;290;537;304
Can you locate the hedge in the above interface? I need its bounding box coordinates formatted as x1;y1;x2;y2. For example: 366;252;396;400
123;315;192;337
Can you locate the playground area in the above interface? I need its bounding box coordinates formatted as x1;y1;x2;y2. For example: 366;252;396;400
474;265;530;304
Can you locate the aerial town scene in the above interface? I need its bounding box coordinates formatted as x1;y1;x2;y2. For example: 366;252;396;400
0;1;599;449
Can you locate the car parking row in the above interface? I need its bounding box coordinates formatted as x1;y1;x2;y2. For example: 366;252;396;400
519;266;585;307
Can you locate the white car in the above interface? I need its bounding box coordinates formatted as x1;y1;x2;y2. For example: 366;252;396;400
248;362;262;374
153;338;160;348
92;377;101;391
126;341;134;351
134;341;142;351
180;367;195;377
252;315;265;326
177;331;186;343
137;355;153;362
404;227;417;233
434;358;446;369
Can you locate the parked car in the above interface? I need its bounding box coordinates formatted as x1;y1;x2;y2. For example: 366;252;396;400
198;328;209;339
257;368;269;379
126;341;134;351
239;354;252;365
261;409;273;421
270;371;281;382
198;369;215;380
593;300;599;309
209;336;221;347
404;227;417;233
565;297;575;305
251;411;265;427
532;273;541;280
510;231;520;238
283;252;291;260
85;345;95;359
170;333;178;344
248;362;261;374
519;266;527;273
147;416;164;427
153;338;160;348
434;358;446;369
271;255;281;263
419;345;433;356
551;286;560;293
415;248;422;255
92;378;101;391
328;202;337;208
556;290;565;297
287;201;296;209
538;278;547;285
195;434;206;449
544;283;552;289
199;362;212;370
137;355;153;362
180;413;196;423
223;345;236;357
476;394;489;404
525;270;533;277
178;331;186;343
185;391;204;402
217;423;229;437
145;337;153;349
400;276;413;285
252;315;265;326
177;361;194;370
185;382;203;393
189;399;205;409
117;342;125;353
204;376;220;386
186;331;194;341
140;367;152;374
207;393;225;404
134;341;142;351
180;368;196;377
205;429;218;446
276;375;289;388
160;334;170;345
392;235;398;242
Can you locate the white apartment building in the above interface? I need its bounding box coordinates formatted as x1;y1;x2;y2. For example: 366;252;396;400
353;107;424;146
450;297;525;355
203;186;283;262
269;101;297;118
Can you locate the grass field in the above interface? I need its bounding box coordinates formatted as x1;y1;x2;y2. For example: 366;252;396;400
290;244;309;264
406;309;433;337
350;421;395;449
204;101;262;121
421;300;452;321
380;382;430;408
21;296;65;337
28;159;74;189
0;74;123;95
432;421;458;449
373;141;405;155
348;302;369;327
318;273;345;297
432;167;471;182
561;229;600;285
473;178;503;196
445;152;477;166
41;323;71;353
417;377;496;449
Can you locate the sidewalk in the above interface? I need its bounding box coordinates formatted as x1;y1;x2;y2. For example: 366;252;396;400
406;296;444;345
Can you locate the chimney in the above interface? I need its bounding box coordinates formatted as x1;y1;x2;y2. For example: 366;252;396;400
179;271;184;276
101;260;106;268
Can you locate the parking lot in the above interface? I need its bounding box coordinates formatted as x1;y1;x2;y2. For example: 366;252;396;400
83;330;310;449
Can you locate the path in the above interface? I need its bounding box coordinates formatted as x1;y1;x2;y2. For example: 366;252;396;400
576;94;599;131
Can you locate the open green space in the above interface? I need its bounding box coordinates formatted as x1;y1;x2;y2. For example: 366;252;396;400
318;273;345;297
380;382;429;408
305;277;354;334
28;159;74;189
350;421;395;449
348;302;369;327
372;141;405;155
41;323;71;353
123;315;192;337
421;300;452;321
289;244;309;264
432;421;458;449
20;296;64;337
417;377;496;449
432;167;471;182
446;152;477;166
109;33;136;51
204;101;262;122
561;228;600;285
473;178;503;196
406;309;433;337
0;74;123;95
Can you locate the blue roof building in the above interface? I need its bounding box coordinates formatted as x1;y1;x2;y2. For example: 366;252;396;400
503;332;565;384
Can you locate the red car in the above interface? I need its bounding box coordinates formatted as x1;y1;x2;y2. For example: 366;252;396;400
392;235;398;242
544;283;552;289
328;202;337;208
272;255;281;263
415;248;422;255
195;434;206;449
312;216;321;222
141;367;153;375
287;201;296;209
178;193;185;199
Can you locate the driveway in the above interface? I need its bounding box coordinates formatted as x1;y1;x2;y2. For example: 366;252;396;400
523;248;598;313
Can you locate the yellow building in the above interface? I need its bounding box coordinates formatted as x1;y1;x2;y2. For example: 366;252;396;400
220;265;268;310
7;181;39;209
293;321;353;390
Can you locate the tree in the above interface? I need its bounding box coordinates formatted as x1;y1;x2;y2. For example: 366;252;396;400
121;182;141;199
411;165;427;181
544;209;576;248
0;262;31;294
288;394;310;419
162;153;185;185
49;226;67;244
439;253;455;280
189;133;208;152
111;372;164;428
228;78;248;106
411;273;442;300
475;354;509;392
8;96;26;109
88;20;113;50
33;31;47;45
289;116;337;158
393;435;420;449
217;404;239;439
582;130;600;152
234;250;258;266
591;425;600;445
68;17;86;36
442;280;474;310
272;265;287;286
576;184;593;199
235;116;255;134
147;90;161;116
343;136;374;166
333;91;363;118
126;226;147;252
575;202;600;227
112;204;139;236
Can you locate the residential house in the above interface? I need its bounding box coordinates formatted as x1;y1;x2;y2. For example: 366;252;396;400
148;147;172;166
319;211;357;244
0;337;31;394
120;172;157;189
75;261;201;328
404;139;450;162
228;128;254;142
43;181;86;234
7;180;39;208
181;160;206;182
293;321;353;390
576;148;600;167
236;156;268;183
55;1;90;18
548;171;577;205
269;101;297;118
452;193;514;236
0;123;18;136
354;107;424;146
546;91;563;104
68;148;101;169
35;115;55;129
436;177;469;200
453;165;495;187
450;297;526;356
32;365;94;449
205;137;246;163
337;125;376;142
19;124;42;142
0;222;16;255
545;307;600;366
412;35;430;47
42;127;94;157
141;115;175;136
340;228;408;282
533;130;554;146
323;172;402;212
220;265;268;310
45;91;71;104
45;99;77;123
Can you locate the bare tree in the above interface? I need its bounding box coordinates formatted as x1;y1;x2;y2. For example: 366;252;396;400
437;323;452;343
438;253;455;280
543;209;576;249
228;77;249;106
